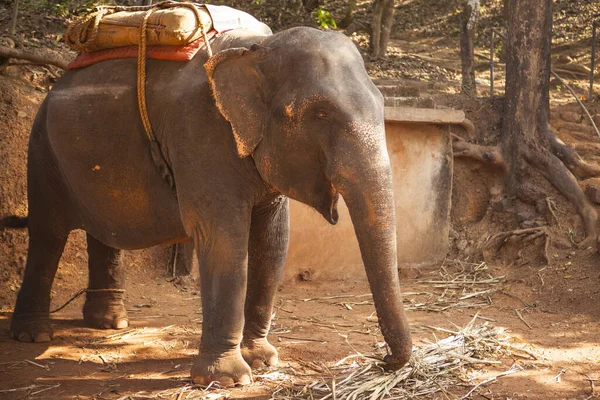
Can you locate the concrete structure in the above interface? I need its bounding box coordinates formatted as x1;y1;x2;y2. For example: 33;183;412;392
283;107;471;281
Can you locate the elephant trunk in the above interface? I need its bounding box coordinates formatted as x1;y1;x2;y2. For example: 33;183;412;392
332;146;412;369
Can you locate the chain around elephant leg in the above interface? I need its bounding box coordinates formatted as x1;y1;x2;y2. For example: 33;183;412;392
83;234;128;330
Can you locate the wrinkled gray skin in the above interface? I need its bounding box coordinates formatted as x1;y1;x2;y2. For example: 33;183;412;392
10;26;412;386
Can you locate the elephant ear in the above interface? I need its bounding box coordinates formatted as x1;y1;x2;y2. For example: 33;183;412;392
205;45;269;158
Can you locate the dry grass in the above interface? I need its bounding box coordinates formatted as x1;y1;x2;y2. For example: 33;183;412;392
112;383;230;400
298;260;504;314
269;315;538;400
405;260;504;312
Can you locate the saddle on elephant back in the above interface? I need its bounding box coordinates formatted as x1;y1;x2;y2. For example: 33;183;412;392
64;2;272;188
65;1;272;69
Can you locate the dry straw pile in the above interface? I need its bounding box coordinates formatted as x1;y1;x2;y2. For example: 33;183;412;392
271;315;538;400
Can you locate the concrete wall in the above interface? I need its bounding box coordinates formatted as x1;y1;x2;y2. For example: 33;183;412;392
283;108;459;281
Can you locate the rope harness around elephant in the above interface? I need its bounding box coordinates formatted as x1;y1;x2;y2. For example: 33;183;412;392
66;2;216;189
135;2;213;144
134;3;213;188
64;3;272;188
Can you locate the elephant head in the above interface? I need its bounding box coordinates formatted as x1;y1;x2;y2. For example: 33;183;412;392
205;27;412;369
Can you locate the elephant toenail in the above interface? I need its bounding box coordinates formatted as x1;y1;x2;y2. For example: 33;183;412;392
192;375;207;385
115;319;128;329
34;332;52;342
237;374;252;386
218;376;235;387
18;332;33;342
100;322;112;329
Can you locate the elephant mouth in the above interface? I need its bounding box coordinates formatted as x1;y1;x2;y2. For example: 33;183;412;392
328;186;340;225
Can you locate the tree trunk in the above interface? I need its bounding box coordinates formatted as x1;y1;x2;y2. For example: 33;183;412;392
502;0;598;247
301;0;320;13
460;0;479;96
339;0;356;29
9;0;19;37
369;0;395;58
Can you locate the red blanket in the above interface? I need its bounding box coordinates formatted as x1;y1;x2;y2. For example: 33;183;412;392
66;30;216;70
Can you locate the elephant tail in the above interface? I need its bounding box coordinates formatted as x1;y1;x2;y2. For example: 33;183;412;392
0;215;28;232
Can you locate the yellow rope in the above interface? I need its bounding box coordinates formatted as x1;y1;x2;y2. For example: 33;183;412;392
137;8;155;142
132;2;211;142
65;8;111;53
66;2;214;180
186;2;213;57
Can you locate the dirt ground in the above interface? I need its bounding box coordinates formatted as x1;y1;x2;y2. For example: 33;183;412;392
2;0;600;399
0;257;599;399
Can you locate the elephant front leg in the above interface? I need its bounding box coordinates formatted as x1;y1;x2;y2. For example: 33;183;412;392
242;196;289;369
83;234;128;330
191;221;253;387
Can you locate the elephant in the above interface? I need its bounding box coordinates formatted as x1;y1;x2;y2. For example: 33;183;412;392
5;25;412;386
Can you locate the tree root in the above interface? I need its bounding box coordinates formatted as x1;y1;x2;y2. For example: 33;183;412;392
484;227;550;264
522;138;598;250
344;21;371;36
452;127;599;249
452;126;600;179
543;125;600;179
451;134;505;168
0;46;68;70
545;197;560;227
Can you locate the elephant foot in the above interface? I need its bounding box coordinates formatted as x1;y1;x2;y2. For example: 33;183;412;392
83;291;128;330
383;344;413;371
191;349;252;387
241;338;279;368
10;313;53;343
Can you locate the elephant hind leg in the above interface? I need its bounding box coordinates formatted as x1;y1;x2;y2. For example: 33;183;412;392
10;228;69;342
11;135;73;343
83;234;128;330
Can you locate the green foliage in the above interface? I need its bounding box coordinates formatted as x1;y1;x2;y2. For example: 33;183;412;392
49;1;71;17
313;6;336;29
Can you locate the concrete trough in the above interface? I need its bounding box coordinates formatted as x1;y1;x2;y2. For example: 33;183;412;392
283;107;471;282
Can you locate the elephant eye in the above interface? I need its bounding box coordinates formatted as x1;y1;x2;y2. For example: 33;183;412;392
316;111;328;120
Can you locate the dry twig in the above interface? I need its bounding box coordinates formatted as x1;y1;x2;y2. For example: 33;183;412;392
515;309;533;330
